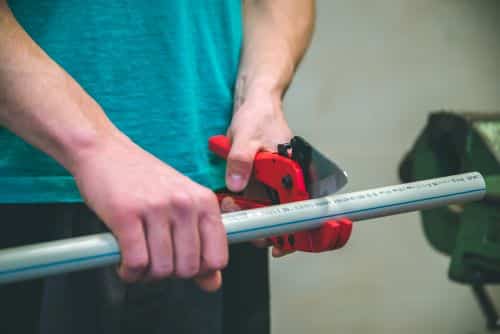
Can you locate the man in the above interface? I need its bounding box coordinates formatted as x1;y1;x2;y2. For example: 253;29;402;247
0;1;315;333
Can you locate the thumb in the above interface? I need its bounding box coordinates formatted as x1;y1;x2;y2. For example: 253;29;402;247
225;137;258;192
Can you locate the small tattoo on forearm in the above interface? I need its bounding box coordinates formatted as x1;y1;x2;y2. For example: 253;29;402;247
233;75;246;112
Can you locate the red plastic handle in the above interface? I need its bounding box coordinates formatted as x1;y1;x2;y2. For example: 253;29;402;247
268;219;352;253
209;135;352;253
209;135;231;159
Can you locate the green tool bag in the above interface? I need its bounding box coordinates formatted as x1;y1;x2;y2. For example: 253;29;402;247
399;111;500;330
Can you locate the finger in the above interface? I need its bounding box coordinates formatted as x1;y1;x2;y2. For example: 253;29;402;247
112;218;149;283
225;137;259;192
198;191;228;275
194;270;223;292
170;194;201;278
220;196;241;213
144;212;173;281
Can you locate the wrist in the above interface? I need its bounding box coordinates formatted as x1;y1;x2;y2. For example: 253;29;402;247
62;128;122;175
58;109;130;176
247;78;285;100
237;54;295;101
233;80;286;123
236;74;286;111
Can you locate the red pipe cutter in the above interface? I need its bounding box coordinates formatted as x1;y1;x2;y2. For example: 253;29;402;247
209;135;352;253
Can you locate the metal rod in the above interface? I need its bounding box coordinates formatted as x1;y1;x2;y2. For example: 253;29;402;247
0;172;486;284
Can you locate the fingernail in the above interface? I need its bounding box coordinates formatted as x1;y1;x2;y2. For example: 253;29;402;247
228;173;244;190
220;197;234;211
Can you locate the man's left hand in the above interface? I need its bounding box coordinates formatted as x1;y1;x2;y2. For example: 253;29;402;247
225;88;292;192
224;87;295;257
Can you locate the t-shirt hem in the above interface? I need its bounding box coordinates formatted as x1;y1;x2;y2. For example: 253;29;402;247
0;169;226;204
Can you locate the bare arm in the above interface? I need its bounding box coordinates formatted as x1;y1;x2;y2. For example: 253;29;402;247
224;0;315;257
0;1;120;172
225;0;315;190
237;0;315;101
0;1;228;289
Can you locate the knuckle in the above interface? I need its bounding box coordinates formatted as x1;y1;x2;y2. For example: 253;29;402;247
176;266;198;279
109;201;141;222
176;256;200;278
228;151;252;165
198;189;218;207
145;196;169;212
115;223;143;244
124;254;149;273
169;192;194;211
150;264;174;280
200;208;223;227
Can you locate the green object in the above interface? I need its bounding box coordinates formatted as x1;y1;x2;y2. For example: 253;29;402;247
0;1;242;203
400;111;500;283
400;111;500;330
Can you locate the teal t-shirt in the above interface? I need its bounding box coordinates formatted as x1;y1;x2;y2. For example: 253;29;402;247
1;1;242;203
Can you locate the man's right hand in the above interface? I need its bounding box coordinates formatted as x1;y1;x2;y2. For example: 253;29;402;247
1;2;227;291
71;134;228;291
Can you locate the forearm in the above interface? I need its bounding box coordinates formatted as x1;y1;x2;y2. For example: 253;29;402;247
0;2;123;173
238;0;315;102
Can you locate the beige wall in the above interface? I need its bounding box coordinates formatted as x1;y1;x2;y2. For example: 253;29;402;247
272;1;500;333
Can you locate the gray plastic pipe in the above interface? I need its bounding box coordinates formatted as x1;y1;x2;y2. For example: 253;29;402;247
0;172;486;284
